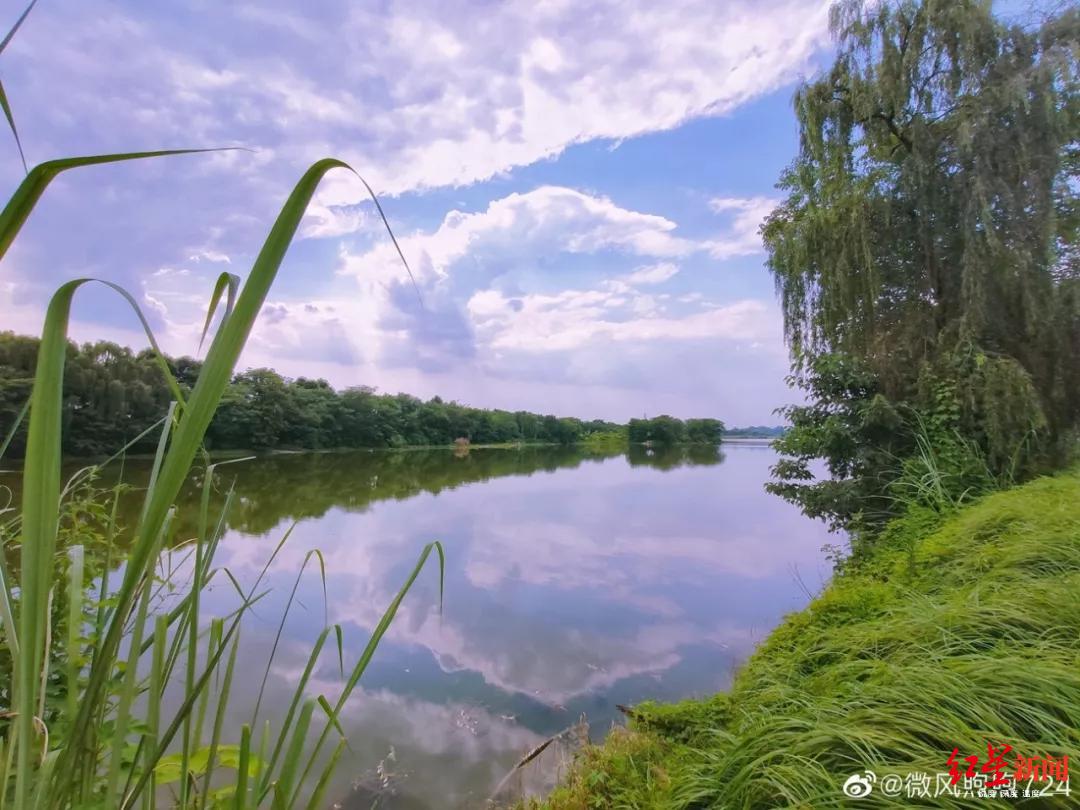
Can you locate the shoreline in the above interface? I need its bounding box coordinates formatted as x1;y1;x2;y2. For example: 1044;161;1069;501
532;468;1080;807
2;438;754;469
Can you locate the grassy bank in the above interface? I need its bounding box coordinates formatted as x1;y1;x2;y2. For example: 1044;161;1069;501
536;469;1080;808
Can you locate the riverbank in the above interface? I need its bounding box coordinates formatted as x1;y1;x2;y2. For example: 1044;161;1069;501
1;438;739;467
533;469;1080;808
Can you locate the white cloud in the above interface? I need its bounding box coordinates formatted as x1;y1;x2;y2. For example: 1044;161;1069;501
468;288;769;352
624;262;680;285
332;186;777;363
339;186;701;288
187;250;231;264
339;0;831;195
215;183;784;398
143;291;168;318
706;195;781;258
8;0;829;200
299;201;369;239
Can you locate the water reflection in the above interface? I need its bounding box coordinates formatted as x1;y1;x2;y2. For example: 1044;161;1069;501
3;444;831;807
186;444;829;807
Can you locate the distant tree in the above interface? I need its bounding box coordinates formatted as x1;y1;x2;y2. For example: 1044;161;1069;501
280;378;340;448
685;418;725;444
627;415;722;445
338;386;387;447
488;411;522;443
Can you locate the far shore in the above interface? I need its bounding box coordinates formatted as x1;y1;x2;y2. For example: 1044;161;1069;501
0;437;774;470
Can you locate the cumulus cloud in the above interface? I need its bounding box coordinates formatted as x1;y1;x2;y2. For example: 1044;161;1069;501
330;185;775;373
339;186;701;288
468;289;769;352
706;195;781;259
342;0;831;195
299;201;369;240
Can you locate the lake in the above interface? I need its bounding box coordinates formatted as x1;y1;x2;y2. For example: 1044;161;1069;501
4;443;835;807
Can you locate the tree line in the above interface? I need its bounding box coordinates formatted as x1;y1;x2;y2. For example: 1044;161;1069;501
0;332;725;458
628;416;724;445
763;0;1080;536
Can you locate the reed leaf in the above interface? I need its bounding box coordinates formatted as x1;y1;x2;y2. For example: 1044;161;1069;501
0;0;39;174
0;150;235;263
0;1;39;54
199;271;241;352
46;159;350;804
7;139;439;808
0;82;26;176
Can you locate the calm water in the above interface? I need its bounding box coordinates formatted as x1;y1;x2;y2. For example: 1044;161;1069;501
7;444;835;806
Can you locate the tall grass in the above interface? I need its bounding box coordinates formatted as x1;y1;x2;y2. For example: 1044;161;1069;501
885;412;999;517
0;164;443;808
0;6;441;806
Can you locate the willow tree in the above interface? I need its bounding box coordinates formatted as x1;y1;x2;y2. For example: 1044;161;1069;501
763;0;1080;532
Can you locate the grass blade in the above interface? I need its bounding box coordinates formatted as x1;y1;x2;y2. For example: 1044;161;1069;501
10;156;417;808
301;739;345;810
291;541;445;802
199;271;240;352
144;615;168;810
0;79;27;174
0;0;39;172
0;398;28;463
275;699;315;805
250;540;315;729
233;725;251;810
199;626;240;809
63;545;83;723
256;627;331;797
0;149;235;262
0;1;39;54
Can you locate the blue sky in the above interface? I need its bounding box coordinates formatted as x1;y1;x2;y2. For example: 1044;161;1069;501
0;0;837;424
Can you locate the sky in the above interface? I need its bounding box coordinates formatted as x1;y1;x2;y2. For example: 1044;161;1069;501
0;0;838;425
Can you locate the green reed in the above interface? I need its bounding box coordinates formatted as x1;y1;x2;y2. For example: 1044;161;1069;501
0;6;441;807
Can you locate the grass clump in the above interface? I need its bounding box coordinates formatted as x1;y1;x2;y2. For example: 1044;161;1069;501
536;469;1080;808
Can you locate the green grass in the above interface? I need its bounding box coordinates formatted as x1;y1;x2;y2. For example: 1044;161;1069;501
534;469;1080;808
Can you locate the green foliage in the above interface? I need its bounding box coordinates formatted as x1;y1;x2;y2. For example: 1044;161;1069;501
764;0;1080;534
0;334;632;455
525;727;672;810
767;353;905;531
581;430;628;450
0;334;730;456
684;418;724;445
541;469;1080;809
627;416;725;445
